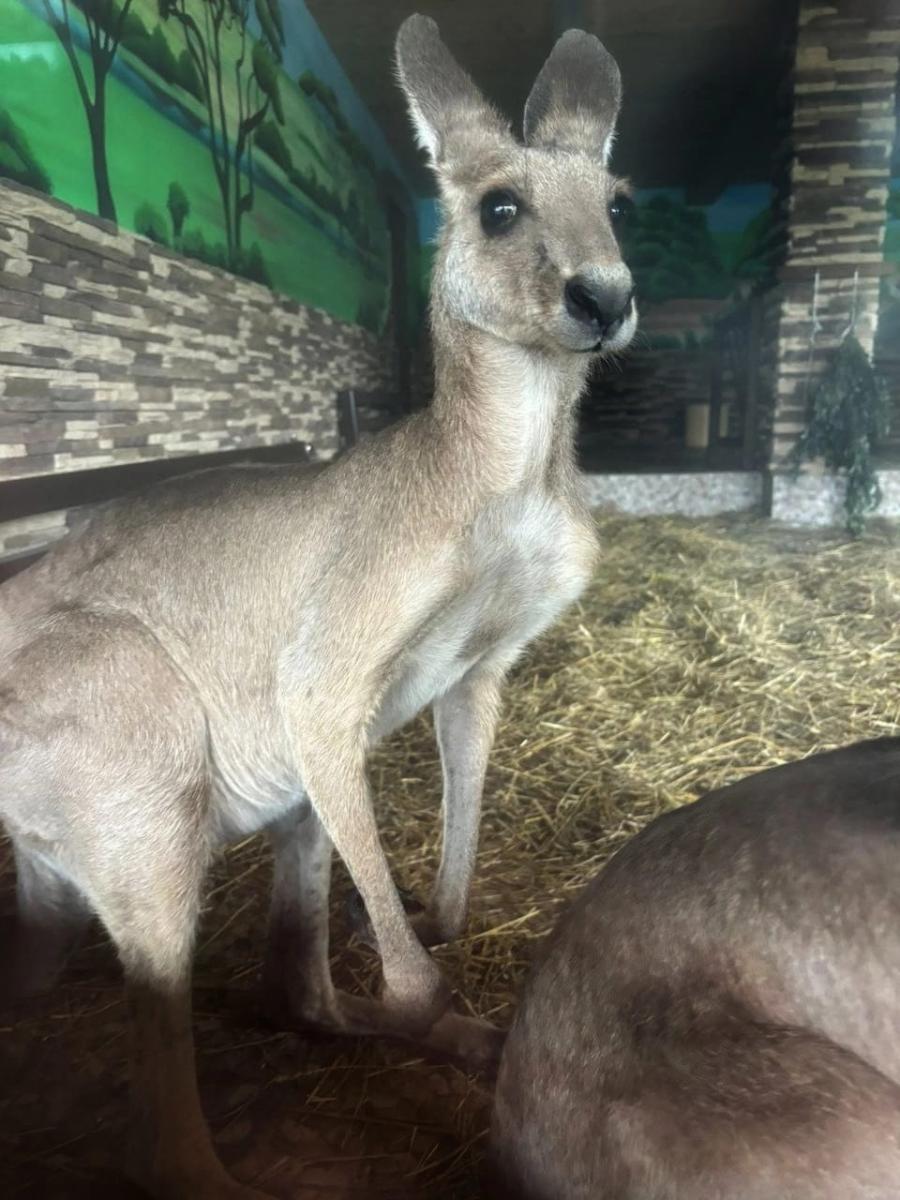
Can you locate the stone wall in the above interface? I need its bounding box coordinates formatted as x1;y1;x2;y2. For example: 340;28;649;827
0;181;395;490
584;471;765;518
765;0;899;501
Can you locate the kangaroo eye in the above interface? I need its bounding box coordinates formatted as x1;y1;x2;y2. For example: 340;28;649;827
609;194;634;230
480;189;520;235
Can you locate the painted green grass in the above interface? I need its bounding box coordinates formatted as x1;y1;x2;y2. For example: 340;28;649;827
0;0;388;326
0;0;49;41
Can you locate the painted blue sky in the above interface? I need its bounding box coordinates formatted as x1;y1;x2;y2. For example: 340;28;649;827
634;184;773;233
705;184;774;233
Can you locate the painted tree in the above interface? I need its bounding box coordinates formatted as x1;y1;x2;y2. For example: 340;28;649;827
167;180;190;243
40;0;134;221
0;110;54;195
621;195;732;303
159;0;285;268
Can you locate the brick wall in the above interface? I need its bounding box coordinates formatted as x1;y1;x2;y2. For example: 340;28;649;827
0;181;396;540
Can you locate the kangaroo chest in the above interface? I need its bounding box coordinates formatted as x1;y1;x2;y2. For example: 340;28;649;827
208;491;594;836
372;492;596;740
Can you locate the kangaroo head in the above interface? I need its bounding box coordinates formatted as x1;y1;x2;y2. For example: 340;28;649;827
396;15;637;359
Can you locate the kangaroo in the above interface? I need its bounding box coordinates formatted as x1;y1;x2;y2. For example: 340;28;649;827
0;16;635;1199
489;739;900;1200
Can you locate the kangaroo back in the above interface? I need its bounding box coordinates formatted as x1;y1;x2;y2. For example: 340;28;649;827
489;739;900;1200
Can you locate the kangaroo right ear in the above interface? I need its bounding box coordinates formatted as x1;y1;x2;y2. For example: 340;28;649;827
395;14;507;168
524;30;622;162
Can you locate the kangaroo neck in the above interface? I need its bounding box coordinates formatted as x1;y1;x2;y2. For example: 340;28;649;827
428;312;589;496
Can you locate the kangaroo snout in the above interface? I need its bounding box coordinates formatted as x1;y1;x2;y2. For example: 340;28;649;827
564;273;634;337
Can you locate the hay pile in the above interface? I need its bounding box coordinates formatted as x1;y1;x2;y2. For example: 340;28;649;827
3;512;900;1198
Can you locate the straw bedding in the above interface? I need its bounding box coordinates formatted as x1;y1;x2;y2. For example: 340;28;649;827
1;512;898;1198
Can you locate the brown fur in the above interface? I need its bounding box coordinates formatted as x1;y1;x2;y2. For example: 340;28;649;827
0;16;635;1199
489;739;900;1199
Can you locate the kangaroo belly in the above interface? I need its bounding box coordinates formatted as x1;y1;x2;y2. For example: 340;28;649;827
207;744;308;843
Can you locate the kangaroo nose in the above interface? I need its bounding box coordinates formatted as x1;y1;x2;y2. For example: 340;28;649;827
564;276;634;334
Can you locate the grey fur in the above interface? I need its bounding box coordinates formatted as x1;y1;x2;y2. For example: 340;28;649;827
524;29;622;155
490;740;900;1199
0;17;636;1198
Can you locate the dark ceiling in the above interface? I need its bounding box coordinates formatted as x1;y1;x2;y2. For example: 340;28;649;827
305;0;798;202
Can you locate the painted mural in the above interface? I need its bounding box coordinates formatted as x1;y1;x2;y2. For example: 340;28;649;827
625;186;774;297
887;178;900;259
0;0;415;331
614;183;776;351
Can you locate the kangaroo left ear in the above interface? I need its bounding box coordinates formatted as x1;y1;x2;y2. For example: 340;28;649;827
395;14;507;169
523;29;622;163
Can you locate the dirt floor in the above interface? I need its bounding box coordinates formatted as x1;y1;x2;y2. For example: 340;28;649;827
2;513;899;1199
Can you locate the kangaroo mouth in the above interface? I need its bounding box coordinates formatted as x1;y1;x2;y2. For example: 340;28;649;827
572;330;620;355
558;297;636;356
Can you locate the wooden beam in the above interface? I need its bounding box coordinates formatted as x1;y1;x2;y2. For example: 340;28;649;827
0;440;315;524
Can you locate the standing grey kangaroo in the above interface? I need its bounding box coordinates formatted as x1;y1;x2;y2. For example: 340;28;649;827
490;739;900;1200
0;15;636;1200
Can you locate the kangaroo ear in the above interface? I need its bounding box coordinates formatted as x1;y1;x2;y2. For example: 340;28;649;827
523;30;622;162
395;14;507;167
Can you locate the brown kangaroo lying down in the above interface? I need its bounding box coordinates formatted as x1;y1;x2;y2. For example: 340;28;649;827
489;738;900;1200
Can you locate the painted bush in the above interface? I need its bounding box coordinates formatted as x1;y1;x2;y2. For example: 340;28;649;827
0;109;52;193
0;0;413;332
620;189;778;306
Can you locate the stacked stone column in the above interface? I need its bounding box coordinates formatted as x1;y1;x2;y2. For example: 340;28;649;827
765;0;899;521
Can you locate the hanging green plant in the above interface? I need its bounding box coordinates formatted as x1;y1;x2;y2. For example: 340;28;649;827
790;334;890;536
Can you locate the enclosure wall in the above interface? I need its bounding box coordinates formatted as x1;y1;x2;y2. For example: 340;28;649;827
766;1;899;474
